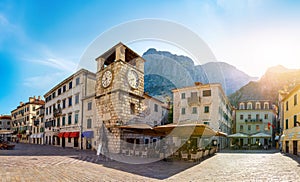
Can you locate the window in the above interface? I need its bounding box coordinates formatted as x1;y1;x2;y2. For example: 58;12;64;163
264;114;268;120
46;108;48;115
181;108;186;115
75;94;79;104
154;104;158;112
62;116;66;126
32;106;35;111
203;90;211;97
286;101;289;111
57;118;60;127
63;85;66;92
69;81;72;89
87;102;92;110
49;106;52;114
58;88;61;95
294;94;298;106
68;97;72;107
240;115;244;120
62;99;66;109
204;106;209;113
240;125;244;132
68;114;72;125
294;115;298;127
239;103;245;110
248;125;251;131
192;107;197;114
204;121;210;125
68;138;71;143
75;113;79;124
52;104;56;112
248;114;251;119
52;92;56;99
256;125;260;131
255;102;261;109
247;102;252;110
76;77;80;86
130;103;135;114
87;119;92;129
256;114;259;121
181;93;186;99
286;119;289;129
264;102;269;109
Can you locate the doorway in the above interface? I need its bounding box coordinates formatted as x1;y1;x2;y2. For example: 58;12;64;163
285;141;289;153
62;137;65;148
293;141;298;155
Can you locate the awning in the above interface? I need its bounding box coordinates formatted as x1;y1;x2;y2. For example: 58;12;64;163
69;132;79;138
117;123;219;137
63;132;70;138
216;131;228;137
250;132;271;138
228;133;249;138
58;132;64;138
82;131;94;138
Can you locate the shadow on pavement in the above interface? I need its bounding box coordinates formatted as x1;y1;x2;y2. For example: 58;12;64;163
281;152;300;167
0;143;215;180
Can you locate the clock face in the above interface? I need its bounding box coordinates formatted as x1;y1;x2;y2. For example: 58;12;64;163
127;70;139;89
101;70;113;88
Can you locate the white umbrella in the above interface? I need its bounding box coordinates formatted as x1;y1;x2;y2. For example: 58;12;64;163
250;132;271;138
228;133;249;138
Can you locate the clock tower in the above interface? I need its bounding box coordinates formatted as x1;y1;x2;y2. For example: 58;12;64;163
95;42;145;153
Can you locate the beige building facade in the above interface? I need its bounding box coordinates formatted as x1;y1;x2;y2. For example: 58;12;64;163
281;84;300;155
44;69;96;149
172;82;233;149
11;96;44;143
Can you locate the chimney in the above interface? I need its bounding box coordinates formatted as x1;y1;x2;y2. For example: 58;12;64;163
29;97;34;103
195;82;202;86
20;102;24;106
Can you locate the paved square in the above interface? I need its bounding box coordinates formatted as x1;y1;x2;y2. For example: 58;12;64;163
1;144;300;181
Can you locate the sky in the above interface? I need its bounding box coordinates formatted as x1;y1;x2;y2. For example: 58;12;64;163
1;0;300;114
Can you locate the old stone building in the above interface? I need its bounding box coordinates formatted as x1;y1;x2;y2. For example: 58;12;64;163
44;69;96;149
234;100;277;148
31;105;45;144
95;42;169;154
172;82;233;149
11;96;44;143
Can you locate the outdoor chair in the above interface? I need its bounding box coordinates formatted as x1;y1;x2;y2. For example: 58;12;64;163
190;153;197;161
204;149;209;157
181;151;188;160
197;151;203;161
141;151;147;158
129;150;134;156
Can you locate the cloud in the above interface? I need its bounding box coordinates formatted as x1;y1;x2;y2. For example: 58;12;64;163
23;72;65;89
26;57;78;72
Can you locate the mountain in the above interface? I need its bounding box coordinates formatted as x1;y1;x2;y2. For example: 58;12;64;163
142;48;257;101
229;65;300;107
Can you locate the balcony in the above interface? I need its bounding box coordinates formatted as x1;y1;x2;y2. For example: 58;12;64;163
187;96;201;106
53;108;62;117
34;120;39;126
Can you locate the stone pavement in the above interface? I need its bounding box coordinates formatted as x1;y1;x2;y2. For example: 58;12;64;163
1;143;300;181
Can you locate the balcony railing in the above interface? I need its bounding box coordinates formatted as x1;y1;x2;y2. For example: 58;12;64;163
53;108;62;117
